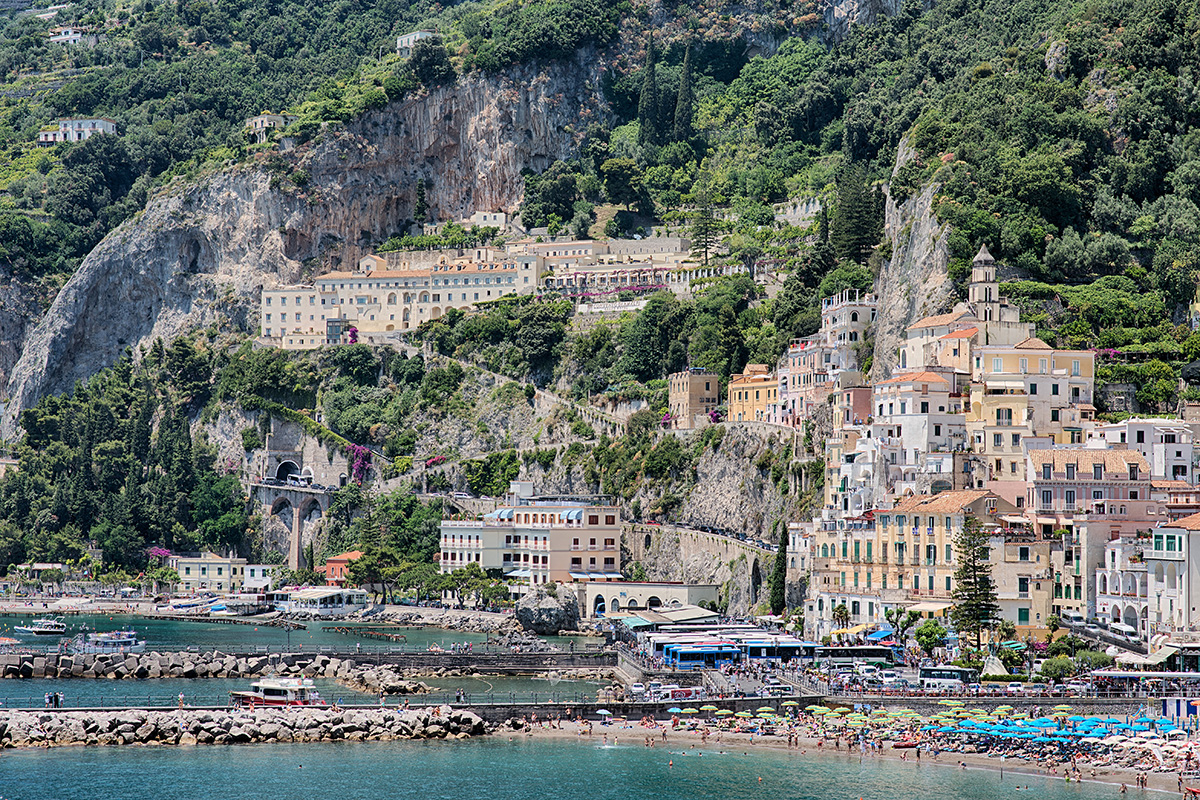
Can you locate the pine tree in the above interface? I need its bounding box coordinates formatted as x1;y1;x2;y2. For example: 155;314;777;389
769;531;788;615
950;515;1001;649
637;34;660;147
414;178;428;223
829;163;881;264
672;44;694;141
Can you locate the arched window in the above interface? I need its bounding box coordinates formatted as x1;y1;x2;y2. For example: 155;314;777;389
387;292;397;305
851;311;859;322
821;544;829;558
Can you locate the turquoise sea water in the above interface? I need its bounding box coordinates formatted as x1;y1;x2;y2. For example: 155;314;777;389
0;737;1126;800
0;675;605;709
0;613;601;653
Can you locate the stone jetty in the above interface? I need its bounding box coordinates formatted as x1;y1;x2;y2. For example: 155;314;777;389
0;705;488;748
0;651;429;694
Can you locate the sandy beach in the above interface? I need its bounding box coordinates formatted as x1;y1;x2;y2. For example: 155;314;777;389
503;715;1187;796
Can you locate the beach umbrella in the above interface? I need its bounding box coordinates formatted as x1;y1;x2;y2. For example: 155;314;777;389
1068;715;1087;722
806;705;826;711
757;707;775;714
596;709;612;716
939;699;965;707
667;707;684;714
1033;736;1054;743
735;711;753;719
937;726;959;732
716;710;735;716
700;705;719;711
921;725;938;731
782;701;799;707
681;708;699;715
1053;704;1072;711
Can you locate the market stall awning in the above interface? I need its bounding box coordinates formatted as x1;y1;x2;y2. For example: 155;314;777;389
1145;646;1179;665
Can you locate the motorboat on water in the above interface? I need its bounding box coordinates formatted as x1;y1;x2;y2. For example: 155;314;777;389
67;630;146;654
13;617;68;636
230;678;326;708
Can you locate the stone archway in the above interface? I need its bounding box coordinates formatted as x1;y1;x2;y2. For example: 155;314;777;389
750;558;762;604
647;595;662;609
593;595;606;616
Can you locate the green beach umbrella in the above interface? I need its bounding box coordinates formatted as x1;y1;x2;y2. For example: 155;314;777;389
735;711;753;718
681;708;699;714
756;706;775;713
716;709;735;716
782;701;799;707
700;705;719;711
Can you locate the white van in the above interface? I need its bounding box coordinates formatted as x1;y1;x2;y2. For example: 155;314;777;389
1059;610;1086;628
1109;622;1140;643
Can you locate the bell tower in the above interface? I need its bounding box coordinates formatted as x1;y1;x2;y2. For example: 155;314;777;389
968;243;1000;323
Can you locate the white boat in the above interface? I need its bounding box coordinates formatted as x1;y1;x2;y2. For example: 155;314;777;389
67;630;145;654
230;677;326;708
13;617;68;636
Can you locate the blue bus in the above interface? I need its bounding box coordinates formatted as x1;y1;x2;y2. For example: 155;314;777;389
662;643;742;669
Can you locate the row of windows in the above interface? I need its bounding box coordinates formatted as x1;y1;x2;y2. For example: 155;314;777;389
1038;463;1139;481
831;570;955;593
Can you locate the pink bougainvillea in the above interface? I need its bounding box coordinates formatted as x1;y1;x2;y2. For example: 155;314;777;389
347;443;371;484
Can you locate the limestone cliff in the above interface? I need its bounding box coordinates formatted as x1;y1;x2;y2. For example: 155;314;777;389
1;53;607;438
870;135;954;382
0;267;44;418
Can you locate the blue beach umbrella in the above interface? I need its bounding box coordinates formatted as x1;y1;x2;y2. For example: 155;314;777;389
667;707;684;714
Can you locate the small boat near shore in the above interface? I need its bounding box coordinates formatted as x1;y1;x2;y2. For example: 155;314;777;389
230;677;326;708
66;630;146;654
13;617;68;636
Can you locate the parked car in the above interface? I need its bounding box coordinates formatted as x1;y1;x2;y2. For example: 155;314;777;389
1005;681;1025;696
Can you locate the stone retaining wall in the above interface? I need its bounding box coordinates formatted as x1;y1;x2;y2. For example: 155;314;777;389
0;705;487;748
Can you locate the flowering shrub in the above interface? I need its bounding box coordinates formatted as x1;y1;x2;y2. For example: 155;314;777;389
425;455;447;468
347;443;371;484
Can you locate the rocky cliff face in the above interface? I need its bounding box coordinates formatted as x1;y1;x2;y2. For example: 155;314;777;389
1;54;607;438
870;136;954;382
824;0;903;42
0;267;44;413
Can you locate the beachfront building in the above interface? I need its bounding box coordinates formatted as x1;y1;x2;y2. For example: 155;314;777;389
1094;535;1150;639
1143;512;1200;635
576;581;719;618
242;564;276;592
168;552;249;593
37;117;117;144
438;484;622;597
1094;418;1196;483
277;587;369;616
667;368;719;429
728;364;775;422
320;550;363;587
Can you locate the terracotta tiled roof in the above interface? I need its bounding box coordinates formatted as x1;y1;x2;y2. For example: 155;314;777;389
907;310;972;331
1028;448;1150;473
1152;480;1199;491
1013;337;1053;350
1163;511;1200;531
939;327;978;340
326;550;364;563
891;489;995;514
877;371;950;385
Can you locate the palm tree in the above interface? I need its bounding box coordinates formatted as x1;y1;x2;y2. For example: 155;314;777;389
832;603;851;636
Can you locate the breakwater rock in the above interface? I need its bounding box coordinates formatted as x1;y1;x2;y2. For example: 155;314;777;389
0;705;488;748
338;665;433;696
0;651;412;686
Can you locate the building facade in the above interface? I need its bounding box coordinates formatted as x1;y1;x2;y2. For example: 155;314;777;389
37;117;117;144
168;552;248;593
667;369;719;429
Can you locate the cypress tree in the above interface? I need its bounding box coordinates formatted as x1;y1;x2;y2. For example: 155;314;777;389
672;44;694;141
829;162;878;264
637;34;659;146
414;178;428;223
769;531;788;615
